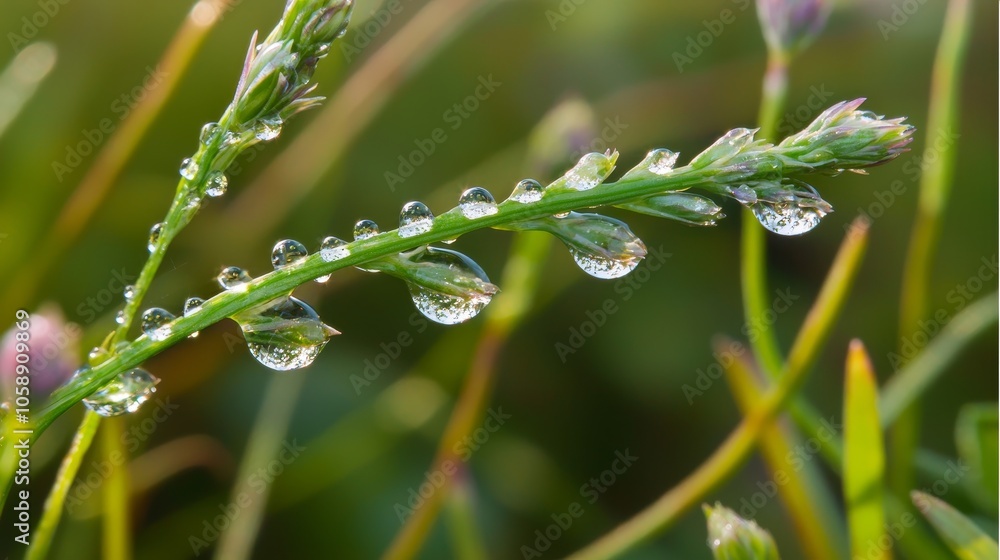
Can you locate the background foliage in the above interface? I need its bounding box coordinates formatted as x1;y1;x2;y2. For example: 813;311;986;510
0;0;996;558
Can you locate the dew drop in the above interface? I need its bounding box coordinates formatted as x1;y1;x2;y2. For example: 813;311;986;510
81;367;159;417
509;213;646;279
750;186;832;236
319;236;350;262
183;297;204;317
183;297;204;338
88;346;109;366
115;310;126;325
179;157;199;181
353;219;380;240
458;187;498;219
271;239;309;269
148;222;163;253
726;184;758;206
140;307;176;341
123;284;135;301
442;238;457;245
217;266;253;292
647;149;679;175
400;247;498;325
234;296;339;371
398;201;434;238
508;178;543;203
560;151;617;191
200;122;220;145
254;118;282;141
205;171;229;197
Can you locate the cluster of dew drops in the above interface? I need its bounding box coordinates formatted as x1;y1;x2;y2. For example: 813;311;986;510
80;144;831;418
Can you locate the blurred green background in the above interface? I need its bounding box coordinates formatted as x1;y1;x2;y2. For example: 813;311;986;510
0;0;996;558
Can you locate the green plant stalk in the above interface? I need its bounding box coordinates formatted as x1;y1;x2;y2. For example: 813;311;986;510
1;104;913;508
26;411;102;560
891;0;972;499
743;50;789;377
445;470;488;560
881;292;998;426
102;417;131;560
843;341;888;560
0;0;228;310
566;217;869;560
26;152;867;436
214;373;305;560
719;340;844;560
383;231;551;560
889;0;971;499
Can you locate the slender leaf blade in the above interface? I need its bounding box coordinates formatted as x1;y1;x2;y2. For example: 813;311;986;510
912;491;999;560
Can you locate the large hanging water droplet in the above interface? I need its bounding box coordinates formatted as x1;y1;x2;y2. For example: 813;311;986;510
353;219;379;240
218;266;253;292
81;367;159;417
559;151;617;191
148;222;163;253
254;118;282;141
234;296;339;371
123;285;135;301
205;171;229;197
140;308;176;341
505;213;646;279
508;178;543;203
458;187;498;219
271;239;308;269
200;122;220;145
647;149;679;175
398;201;434;238
749;182;832;236
179;157;199;180
398;247;498;325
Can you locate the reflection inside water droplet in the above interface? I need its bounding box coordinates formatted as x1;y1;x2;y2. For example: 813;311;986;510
234;296;339;371
458;187;498;219
81;367;159;417
398;201;434;238
140;308;175;341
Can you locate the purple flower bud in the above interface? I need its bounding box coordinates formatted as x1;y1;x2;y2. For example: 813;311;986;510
756;0;831;56
0;305;81;401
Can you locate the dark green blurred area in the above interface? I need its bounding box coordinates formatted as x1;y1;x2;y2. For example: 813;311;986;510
0;0;997;558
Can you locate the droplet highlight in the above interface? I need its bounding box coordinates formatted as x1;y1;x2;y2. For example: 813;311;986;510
254;118;282;141
271;239;309;269
123;285;135;301
458;187;498;219
205;171;228;197
179;157;199;181
148;222;163;253
140;307;176;342
647;149;679;175
217;266;253;292
398;201;434;238
353;219;379;240
508;179;543;203
82;368;159;417
234;296;339;371
559;151;618;191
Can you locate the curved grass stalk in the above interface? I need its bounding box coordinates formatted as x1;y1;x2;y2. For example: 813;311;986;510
223;0;496;238
213;373;306;560
102;418;131;560
891;0;973;499
0;0;232;311
719;340;845;559
565;217;869;560
26;411;102;560
25;105;912;438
